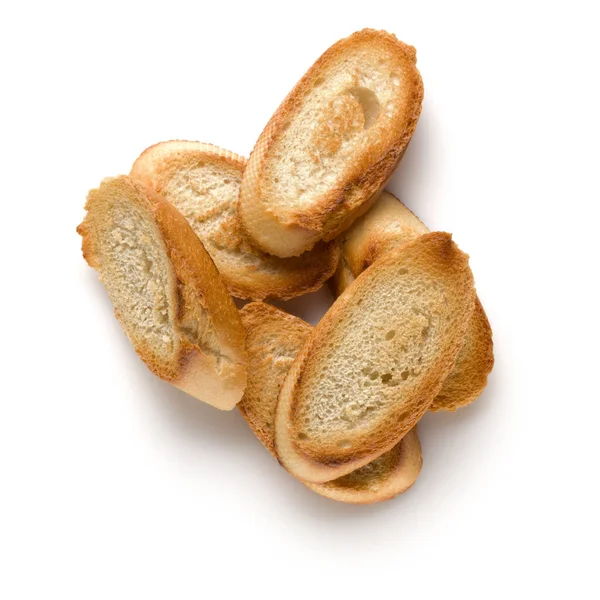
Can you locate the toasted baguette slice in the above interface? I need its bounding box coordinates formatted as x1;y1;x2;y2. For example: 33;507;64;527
334;191;494;411
239;29;424;257
238;302;422;504
275;233;475;483
130;141;340;301
302;429;421;504
77;176;247;410
429;298;493;411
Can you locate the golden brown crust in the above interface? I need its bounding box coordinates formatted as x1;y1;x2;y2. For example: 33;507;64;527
76;221;100;270
275;233;476;483
133;140;247;181
237;302;313;455
335;191;494;411
238;302;422;503
303;429;422;504
131;141;340;301
77;176;247;410
78;178;181;383
430;297;494;411
339;190;428;273
317;146;413;242
329;255;356;298
148;183;248;408
239;29;424;257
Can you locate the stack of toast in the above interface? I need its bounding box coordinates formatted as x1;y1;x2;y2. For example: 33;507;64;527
78;29;493;504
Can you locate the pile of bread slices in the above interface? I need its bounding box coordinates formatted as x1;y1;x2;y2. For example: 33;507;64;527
78;29;493;504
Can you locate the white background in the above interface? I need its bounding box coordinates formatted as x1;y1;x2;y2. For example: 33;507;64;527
2;1;599;598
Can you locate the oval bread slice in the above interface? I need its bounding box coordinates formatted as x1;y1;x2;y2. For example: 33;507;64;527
275;232;475;483
77;176;247;410
238;302;422;504
239;29;424;257
333;191;494;411
131;141;340;301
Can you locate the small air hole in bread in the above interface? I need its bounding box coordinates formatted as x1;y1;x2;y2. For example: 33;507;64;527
348;86;381;129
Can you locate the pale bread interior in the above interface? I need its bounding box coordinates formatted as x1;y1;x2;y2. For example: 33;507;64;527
264;45;417;223
336;191;494;412
239;302;422;504
131;141;339;301
84;180;180;372
77;28;493;501
296;261;465;442
276;233;475;482
239;29;423;258
78;176;247;409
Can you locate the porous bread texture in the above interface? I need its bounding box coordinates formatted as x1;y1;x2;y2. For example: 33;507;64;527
239;29;424;257
275;232;476;483
89;191;176;363
238;302;313;455
77;176;247;409
131;141;340;301
335;191;494;411
238;302;422;504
